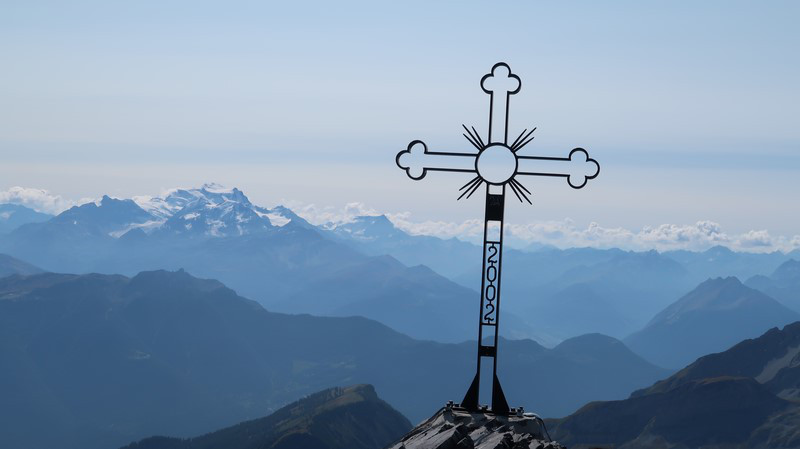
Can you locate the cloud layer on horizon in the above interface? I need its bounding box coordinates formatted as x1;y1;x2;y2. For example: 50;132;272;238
2;186;797;254
289;201;800;253
0;187;78;215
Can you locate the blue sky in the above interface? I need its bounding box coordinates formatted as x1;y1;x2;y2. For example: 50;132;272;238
0;1;798;246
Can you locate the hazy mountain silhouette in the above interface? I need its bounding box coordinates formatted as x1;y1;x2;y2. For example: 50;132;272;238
120;385;411;449
747;259;800;313
0;253;43;277
0;204;51;234
508;249;694;340
551;322;800;448
335;217;798;344
0;269;668;449
634;322;800;399
523;283;637;339
625;277;800;368
33;195;153;236
327;214;479;281
2;185;795;346
324;217;723;340
0;187;506;343
666;245;790;283
2;196;155;271
326;213;736;343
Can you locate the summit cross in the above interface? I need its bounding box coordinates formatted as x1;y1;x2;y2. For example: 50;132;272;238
395;62;599;414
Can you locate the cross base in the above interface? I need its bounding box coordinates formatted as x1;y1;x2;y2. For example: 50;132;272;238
461;371;510;415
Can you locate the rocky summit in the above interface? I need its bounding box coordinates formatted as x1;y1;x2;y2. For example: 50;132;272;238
388;406;565;449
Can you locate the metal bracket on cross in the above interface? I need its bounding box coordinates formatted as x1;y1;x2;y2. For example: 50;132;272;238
395;62;599;415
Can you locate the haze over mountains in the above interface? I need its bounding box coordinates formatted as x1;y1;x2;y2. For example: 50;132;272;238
0;185;494;343
2;183;799;448
626;277;800;368
0;183;796;348
747;259;800;313
0;253;42;277
122;385;411;449
0;203;51;234
551;322;800;448
0;269;668;449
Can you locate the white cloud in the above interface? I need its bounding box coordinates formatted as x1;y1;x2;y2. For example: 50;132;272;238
507;220;797;253
512;221;798;253
5;186;798;254
388;212;485;240
634;221;731;250
735;230;773;248
289;200;800;253
281;201;382;227
0;186;77;215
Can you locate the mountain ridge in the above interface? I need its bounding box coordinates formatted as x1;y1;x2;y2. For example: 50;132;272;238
0;253;43;277
551;321;800;448
1;184;796;346
0;186;498;343
625;276;799;368
120;384;411;449
746;259;800;313
0;268;669;449
0;203;52;234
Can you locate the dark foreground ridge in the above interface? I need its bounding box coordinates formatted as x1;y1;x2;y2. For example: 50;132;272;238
122;384;410;449
388;406;564;449
550;322;800;448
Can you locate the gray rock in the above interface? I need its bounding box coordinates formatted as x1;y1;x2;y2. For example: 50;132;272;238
387;407;566;449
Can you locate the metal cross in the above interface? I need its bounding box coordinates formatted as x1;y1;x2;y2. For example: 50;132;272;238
395;62;599;414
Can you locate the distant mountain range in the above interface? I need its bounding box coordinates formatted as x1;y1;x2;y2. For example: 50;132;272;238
0;253;42;277
747;259;800;313
0;269;668;449
121;385;410;449
3;185;799;448
327;213;798;338
666;245;797;283
0;184;796;345
551;321;800;448
327;214;479;281
625;277;800;368
0;203;51;234
0;185;506;343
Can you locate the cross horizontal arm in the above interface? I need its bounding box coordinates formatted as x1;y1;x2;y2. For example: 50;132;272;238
396;140;478;180
516;148;600;189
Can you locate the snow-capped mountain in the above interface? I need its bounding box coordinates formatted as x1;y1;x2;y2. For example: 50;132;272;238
153;185;273;237
327;214;407;242
135;183;251;220
129;183;302;238
0;183;500;343
0;183;306;241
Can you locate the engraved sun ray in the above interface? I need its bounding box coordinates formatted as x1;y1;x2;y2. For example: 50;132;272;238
457;176;483;201
510;127;537;152
462;124;485;151
509;179;532;204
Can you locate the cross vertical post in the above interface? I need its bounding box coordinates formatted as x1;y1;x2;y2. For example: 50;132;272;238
460;63;520;414
395;62;599;415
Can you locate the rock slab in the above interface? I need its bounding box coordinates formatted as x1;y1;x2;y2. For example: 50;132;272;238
387;407;566;449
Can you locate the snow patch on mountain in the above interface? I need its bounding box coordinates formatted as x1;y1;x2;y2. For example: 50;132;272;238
128;183;305;237
108;220;167;238
256;210;290;227
327;215;402;242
